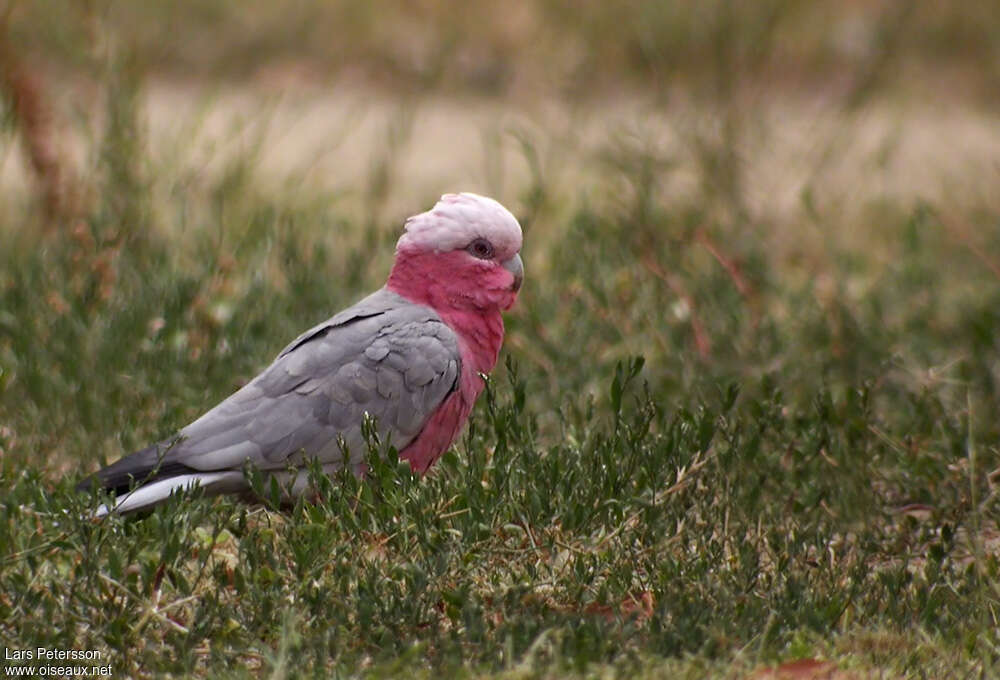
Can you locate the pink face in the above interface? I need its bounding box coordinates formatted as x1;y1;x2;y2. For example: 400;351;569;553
396;241;523;312
388;193;524;314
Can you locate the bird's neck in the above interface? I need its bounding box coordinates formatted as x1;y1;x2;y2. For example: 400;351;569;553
386;256;505;375
439;307;505;375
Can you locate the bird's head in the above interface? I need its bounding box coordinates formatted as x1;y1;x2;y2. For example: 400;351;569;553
387;193;524;313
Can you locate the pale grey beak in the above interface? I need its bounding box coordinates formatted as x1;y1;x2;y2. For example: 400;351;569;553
503;253;524;292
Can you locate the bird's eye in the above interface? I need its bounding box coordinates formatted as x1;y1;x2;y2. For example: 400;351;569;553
467;238;495;260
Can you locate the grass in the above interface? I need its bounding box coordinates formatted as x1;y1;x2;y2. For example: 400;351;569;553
2;2;1000;678
8;1;1000;102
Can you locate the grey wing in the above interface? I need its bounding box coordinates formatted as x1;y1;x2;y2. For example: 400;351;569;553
275;289;402;359
171;300;462;473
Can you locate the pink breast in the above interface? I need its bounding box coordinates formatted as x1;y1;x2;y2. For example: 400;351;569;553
399;366;483;473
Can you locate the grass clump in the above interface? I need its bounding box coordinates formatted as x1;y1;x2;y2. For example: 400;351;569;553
2;3;1000;678
2;169;998;676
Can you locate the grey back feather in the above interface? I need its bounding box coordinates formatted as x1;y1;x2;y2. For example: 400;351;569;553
120;289;461;481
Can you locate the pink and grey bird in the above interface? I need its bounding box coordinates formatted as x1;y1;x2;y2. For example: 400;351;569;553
78;193;524;515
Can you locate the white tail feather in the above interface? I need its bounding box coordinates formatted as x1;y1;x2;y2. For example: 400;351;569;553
94;471;246;517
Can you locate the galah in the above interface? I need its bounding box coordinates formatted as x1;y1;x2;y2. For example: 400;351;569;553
78;193;524;516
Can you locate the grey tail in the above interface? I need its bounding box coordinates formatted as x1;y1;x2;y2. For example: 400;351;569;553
77;439;250;516
76;439;197;496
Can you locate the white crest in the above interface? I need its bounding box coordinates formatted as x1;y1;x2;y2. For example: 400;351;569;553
397;193;522;256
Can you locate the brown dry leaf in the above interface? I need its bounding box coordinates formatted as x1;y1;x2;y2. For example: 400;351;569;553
584;590;654;622
895;503;934;521
750;658;841;679
45;291;70;315
620;590;654;620
583;601;613;619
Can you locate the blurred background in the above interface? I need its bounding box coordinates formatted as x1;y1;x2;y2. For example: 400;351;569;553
4;0;999;225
